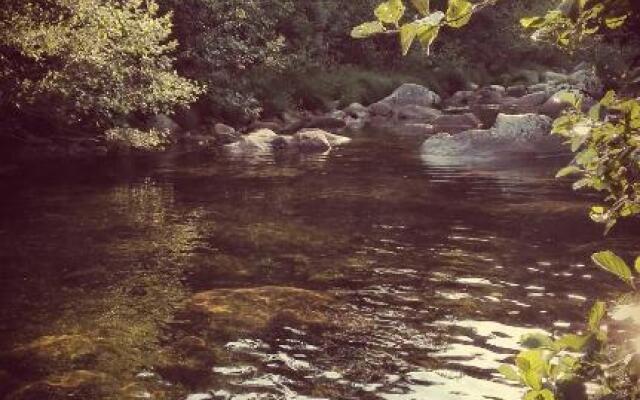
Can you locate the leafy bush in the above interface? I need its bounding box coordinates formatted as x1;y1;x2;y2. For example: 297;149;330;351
0;0;202;134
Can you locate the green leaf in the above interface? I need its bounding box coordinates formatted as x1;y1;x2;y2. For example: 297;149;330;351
588;301;606;332
520;16;546;29
553;334;589;352
498;364;521;382
446;0;473;28
589;206;607;223
415;12;443;50
516;349;545;374
400;23;417;55
556;166;582;178
600;90;616;107
557;91;580;108
523;369;542;390
592;250;634;286
375;0;406;25
525;390;541;400
635;256;640;274
410;0;429;15
538;389;555;400
351;21;386;38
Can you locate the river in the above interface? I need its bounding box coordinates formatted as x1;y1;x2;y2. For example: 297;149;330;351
0;132;637;400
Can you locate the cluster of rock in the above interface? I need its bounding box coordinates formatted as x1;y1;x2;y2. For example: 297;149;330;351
102;64;601;159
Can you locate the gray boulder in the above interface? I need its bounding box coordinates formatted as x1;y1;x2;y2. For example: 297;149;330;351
421;113;562;165
397;105;442;122
368;102;393;117
380;83;441;108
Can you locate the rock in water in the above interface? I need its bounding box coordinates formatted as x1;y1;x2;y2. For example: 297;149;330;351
292;130;332;152
397;105;442;122
224;129;279;155
380;83;441;108
421;113;563;165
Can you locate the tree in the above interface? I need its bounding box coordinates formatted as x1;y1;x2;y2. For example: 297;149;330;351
0;0;202;134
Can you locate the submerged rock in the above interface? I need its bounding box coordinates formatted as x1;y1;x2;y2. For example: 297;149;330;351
9;334;98;366
188;286;332;335
8;370;115;400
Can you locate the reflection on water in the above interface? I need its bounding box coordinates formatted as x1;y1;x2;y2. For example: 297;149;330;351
0;134;638;399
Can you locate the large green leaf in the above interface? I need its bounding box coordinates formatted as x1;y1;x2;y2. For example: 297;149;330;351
498;364;521;382
555;166;582;178
446;0;473;28
351;21;386;38
588;301;606;332
414;11;443;50
400;23;417;55
375;0;406;25
538;389;556;400
516;350;545;374
592;250;634;286
410;0;429;15
523;369;542;390
553;334;589;352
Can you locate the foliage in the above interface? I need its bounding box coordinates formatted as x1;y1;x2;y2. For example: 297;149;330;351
0;0;202;133
160;0;294;121
519;0;639;51
552;91;640;233
499;301;605;400
351;0;499;55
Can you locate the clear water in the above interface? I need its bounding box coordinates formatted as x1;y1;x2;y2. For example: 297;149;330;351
0;133;637;400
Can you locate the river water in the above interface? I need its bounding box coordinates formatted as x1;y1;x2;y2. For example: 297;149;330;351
0;133;637;400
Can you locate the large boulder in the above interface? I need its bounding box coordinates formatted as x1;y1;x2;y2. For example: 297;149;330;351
224;129;279;154
421;113;562;165
397;105;442;122
290;129;351;152
380;83;441;108
368;102;393;117
213;123;240;144
291;130;331;152
493;113;553;141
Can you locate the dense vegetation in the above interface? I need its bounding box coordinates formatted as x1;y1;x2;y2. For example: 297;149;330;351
0;0;584;142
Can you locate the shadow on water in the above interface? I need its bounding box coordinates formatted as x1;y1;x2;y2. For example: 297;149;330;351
0;133;638;399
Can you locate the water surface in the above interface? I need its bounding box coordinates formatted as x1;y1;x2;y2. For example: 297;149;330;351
0;133;637;399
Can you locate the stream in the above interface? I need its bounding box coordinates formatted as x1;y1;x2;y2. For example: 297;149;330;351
0;132;637;400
